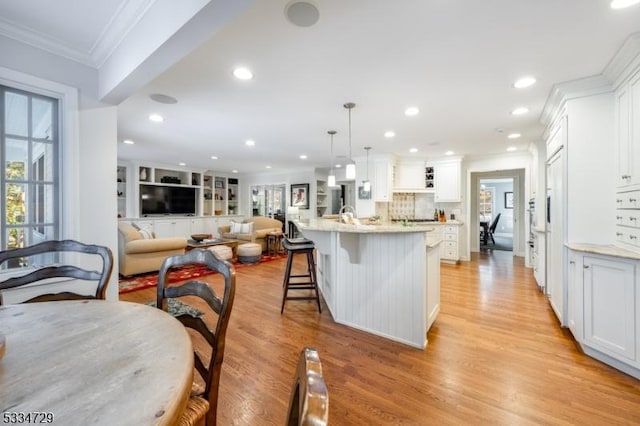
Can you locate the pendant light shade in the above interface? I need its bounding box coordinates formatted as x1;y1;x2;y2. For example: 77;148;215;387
363;146;371;192
328;130;337;187
344;102;356;180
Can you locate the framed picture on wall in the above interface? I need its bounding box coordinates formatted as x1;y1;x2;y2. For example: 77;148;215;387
358;186;371;200
504;191;514;209
291;183;309;209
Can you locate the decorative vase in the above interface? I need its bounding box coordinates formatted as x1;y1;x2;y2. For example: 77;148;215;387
140;168;147;181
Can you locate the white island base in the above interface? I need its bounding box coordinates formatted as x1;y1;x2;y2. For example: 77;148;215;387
297;220;441;349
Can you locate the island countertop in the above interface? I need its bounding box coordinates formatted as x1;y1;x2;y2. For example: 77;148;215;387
294;218;463;234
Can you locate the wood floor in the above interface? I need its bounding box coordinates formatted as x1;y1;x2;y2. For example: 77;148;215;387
121;250;640;425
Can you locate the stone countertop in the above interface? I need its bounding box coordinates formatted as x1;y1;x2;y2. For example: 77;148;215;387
566;242;640;261
295;219;457;234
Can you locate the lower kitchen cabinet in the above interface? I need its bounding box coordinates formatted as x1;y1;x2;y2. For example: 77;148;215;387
567;245;640;378
427;222;461;263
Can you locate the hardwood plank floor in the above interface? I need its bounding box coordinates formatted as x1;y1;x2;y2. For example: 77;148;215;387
120;250;640;425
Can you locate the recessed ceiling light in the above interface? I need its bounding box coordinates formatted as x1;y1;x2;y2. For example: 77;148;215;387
405;107;420;116
266;165;272;169
149;114;164;122
445;151;454;156
232;170;238;173
149;93;178;104
336;164;342;168
409;148;418;153
513;77;536;89
507;146;517;152
611;0;640;9
384;131;396;138
211;156;218;160
179;162;186;166
245;140;255;146
123;139;134;145
511;107;529;116
508;133;521;139
299;154;308;159
233;67;253;80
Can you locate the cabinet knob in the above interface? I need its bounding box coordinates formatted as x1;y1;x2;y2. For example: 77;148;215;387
616;216;623;220
631;217;638;221
630;235;638;240
583;265;590;269
616;199;623;203
630;198;637;203
622;175;631;179
569;260;575;265
617;232;624;237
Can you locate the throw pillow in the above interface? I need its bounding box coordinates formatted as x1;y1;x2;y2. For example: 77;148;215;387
139;228;154;239
240;222;253;234
230;221;243;234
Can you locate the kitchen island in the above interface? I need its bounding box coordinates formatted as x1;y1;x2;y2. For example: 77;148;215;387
295;219;441;349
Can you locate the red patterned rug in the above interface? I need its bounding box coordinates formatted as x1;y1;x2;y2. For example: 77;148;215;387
119;253;287;294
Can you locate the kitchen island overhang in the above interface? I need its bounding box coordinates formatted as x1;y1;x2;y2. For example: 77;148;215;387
295;219;442;349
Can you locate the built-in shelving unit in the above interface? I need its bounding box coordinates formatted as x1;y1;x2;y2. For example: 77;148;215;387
117;165;127;218
316;179;328;217
117;163;240;219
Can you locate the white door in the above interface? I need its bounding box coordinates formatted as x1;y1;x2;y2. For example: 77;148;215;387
546;149;565;325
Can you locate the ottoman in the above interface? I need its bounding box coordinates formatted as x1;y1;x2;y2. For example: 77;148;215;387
208;245;233;261
237;243;262;264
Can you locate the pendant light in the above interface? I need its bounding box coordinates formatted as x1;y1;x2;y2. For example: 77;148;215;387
344;102;356;179
328;130;337;187
363;146;371;192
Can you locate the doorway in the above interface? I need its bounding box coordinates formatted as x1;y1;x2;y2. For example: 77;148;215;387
479;178;514;252
470;168;525;257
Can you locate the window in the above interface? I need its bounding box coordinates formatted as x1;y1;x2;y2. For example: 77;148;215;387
479;187;494;222
1;85;59;263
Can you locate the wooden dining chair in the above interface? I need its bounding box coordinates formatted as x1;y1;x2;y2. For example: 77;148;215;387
0;239;113;304
157;249;236;426
285;347;329;426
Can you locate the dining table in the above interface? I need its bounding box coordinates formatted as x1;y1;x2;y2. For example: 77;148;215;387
0;300;193;426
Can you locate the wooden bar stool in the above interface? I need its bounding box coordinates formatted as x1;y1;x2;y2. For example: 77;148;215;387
281;237;321;314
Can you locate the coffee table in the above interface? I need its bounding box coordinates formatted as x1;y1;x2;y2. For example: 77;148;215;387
186;238;240;257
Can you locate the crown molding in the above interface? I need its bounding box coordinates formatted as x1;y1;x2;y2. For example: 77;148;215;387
540;75;612;127
90;0;157;68
0;17;93;66
0;0;156;68
602;31;640;89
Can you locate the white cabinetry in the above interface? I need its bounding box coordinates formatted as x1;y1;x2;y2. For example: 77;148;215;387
153;219;190;239
394;161;426;191
427;223;461;263
433;159;461;202
615;70;640;188
567;247;640;379
316;179;328;217
374;158;394;202
583;255;636;362
426;242;441;331
533;230;546;291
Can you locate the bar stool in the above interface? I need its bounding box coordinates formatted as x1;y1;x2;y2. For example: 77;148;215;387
281;237;321;314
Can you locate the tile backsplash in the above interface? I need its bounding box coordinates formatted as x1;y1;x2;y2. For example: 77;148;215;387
378;192;462;220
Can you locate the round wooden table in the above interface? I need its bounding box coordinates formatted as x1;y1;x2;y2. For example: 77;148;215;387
0;300;193;426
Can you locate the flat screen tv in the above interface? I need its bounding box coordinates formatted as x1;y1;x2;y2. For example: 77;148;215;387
140;184;196;216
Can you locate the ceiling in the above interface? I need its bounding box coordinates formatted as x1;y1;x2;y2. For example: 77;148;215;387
3;1;640;174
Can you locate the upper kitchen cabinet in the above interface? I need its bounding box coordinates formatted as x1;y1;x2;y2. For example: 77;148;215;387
373;156;395;202
615;68;640;189
393;160;427;192
433;158;462;203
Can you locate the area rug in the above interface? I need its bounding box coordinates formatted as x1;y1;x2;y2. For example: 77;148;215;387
119;253;287;294
145;299;204;318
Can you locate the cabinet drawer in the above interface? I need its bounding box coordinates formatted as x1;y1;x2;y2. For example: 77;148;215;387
443;248;459;259
444;233;457;241
444;225;458;234
616;226;640;247
444;241;457;249
615;190;640;209
616;211;640;228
